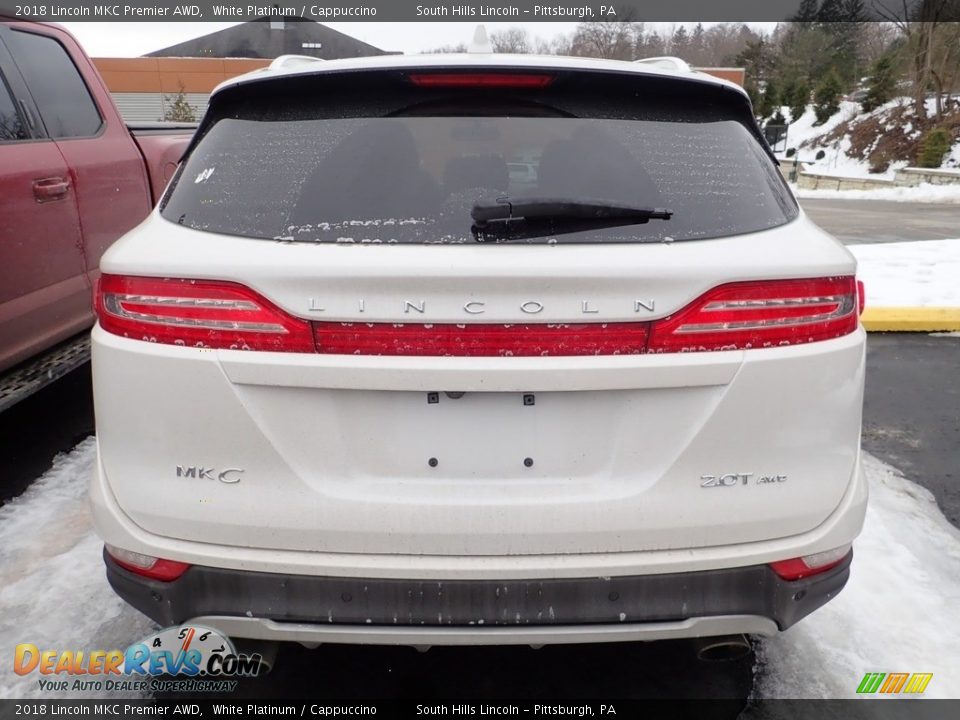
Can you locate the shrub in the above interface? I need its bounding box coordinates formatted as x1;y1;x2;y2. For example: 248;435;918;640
785;147;796;158
868;154;891;174
162;84;196;123
815;150;826;160
916;128;952;168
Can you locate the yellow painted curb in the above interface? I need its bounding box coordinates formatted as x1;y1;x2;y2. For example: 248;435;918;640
861;307;960;332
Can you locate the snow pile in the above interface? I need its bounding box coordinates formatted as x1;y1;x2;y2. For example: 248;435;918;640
794;182;960;203
848;239;960;308
2;440;959;698
0;439;153;699
755;452;960;698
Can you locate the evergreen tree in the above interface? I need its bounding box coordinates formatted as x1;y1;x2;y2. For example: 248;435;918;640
758;78;781;119
789;80;812;122
813;69;843;124
840;0;866;21
793;0;820;22
670;25;689;57
781;77;798;119
645;31;665;57
861;54;897;112
690;23;706;64
817;0;866;86
816;0;845;23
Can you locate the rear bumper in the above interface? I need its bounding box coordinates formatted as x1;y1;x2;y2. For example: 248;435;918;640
104;549;851;644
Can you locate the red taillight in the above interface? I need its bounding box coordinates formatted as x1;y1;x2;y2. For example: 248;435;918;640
97;275;858;356
857;279;866;315
769;546;851;581
96;274;315;352
106;545;191;582
647;277;859;353
407;72;555;88
314;322;649;357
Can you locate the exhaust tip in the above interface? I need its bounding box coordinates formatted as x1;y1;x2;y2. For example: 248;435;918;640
695;634;752;662
232;639;279;675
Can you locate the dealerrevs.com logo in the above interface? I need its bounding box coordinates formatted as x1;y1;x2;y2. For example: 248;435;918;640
856;672;934;695
14;625;262;693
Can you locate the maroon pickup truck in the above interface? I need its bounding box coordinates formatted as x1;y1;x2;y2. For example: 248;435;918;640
0;20;193;409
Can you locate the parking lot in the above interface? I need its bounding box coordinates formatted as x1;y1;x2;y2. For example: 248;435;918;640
802;198;960;244
1;199;958;704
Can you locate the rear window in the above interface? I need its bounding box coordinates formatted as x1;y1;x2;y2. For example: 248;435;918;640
161;70;797;245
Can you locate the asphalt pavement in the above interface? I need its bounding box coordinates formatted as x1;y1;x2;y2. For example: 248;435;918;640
801;198;960;244
862;333;960;527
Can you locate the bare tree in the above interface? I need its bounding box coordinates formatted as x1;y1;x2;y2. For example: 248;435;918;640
570;21;639;60
874;0;958;115
929;21;960;113
859;21;901;68
425;43;468;53
490;28;532;54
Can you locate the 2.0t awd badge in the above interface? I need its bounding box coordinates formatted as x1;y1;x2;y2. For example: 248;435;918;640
700;473;788;488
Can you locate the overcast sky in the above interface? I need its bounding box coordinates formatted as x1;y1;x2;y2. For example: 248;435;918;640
60;22;588;56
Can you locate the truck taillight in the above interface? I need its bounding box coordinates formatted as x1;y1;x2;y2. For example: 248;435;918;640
646;277;859;353
95;274;315;352
313;322;649;357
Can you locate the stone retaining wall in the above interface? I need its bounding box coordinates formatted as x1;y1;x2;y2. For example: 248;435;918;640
787;163;960;191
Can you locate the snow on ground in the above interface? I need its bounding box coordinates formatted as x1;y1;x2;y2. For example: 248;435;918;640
781;101;863;160
2;440;959;698
794;182;960;203
779;96;960;179
848;239;960;307
0;439;153;699
755;452;960;698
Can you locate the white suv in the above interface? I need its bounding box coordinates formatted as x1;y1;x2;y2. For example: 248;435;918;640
90;53;867;647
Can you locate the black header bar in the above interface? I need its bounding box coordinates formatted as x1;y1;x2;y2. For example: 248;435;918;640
0;1;953;23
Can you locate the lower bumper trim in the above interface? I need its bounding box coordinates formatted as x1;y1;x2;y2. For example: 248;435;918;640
190;614;779;645
104;549;851;639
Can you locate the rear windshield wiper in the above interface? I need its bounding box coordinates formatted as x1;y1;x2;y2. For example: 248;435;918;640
472;197;672;226
470;197;672;242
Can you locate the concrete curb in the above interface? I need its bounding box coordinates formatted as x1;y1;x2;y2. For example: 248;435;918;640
861;307;960;332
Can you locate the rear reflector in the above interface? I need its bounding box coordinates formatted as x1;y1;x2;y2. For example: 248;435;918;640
96;274;315;352
314;322;649;357
407;73;555;88
105;544;191;582
646;277;859;353
769;545;851;581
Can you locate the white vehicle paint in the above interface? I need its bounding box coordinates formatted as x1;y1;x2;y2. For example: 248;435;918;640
90;53;867;645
